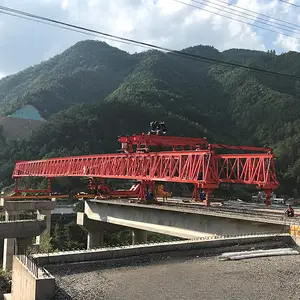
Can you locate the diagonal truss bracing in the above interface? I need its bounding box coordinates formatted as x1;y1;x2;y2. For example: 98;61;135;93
12;150;278;189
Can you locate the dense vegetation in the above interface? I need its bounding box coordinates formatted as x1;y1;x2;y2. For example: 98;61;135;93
1;40;300;195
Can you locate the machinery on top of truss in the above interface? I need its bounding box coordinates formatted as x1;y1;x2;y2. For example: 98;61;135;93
10;122;278;206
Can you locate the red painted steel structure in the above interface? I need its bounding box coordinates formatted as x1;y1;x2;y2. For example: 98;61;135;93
12;134;278;206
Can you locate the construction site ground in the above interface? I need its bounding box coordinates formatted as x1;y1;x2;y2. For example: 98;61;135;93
49;254;300;300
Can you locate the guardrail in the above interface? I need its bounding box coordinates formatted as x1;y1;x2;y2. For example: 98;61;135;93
0;213;37;222
16;254;51;279
17;255;38;277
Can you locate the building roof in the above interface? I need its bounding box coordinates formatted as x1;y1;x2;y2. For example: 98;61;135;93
8;105;45;121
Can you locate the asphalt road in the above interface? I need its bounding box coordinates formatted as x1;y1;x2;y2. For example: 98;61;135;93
50;254;300;300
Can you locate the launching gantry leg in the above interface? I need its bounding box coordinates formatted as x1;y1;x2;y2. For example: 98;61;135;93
192;184;200;202
14;177;52;195
138;180;157;203
263;189;273;206
192;183;217;207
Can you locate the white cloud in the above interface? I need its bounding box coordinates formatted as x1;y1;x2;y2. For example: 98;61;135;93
274;34;300;52
0;72;5;79
61;0;69;10
0;0;299;75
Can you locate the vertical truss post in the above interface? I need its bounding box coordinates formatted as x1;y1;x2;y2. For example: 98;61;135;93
264;189;273;206
98;178;110;193
14;178;19;194
47;178;52;193
88;177;111;196
138;181;146;200
203;188;213;207
192;184;200;202
138;181;156;202
149;181;157;201
88;178;94;191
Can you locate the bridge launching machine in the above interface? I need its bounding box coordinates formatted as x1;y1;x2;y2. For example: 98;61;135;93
10;122;278;206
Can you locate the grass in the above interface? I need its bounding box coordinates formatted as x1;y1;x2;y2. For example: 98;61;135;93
0;269;11;297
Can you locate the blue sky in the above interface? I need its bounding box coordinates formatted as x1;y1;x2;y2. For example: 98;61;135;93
0;0;299;77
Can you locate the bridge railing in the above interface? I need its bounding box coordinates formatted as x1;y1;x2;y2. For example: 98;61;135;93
0;213;38;222
16;254;51;279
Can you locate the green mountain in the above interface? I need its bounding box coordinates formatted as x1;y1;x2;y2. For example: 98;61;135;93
0;40;300;194
0;40;134;118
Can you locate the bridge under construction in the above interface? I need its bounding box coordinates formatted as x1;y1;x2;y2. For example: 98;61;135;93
10;131;278;206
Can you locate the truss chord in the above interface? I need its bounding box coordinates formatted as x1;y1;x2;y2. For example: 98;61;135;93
11;134;278;205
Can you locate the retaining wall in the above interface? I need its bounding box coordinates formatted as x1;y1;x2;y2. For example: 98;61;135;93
33;234;293;266
4;256;55;300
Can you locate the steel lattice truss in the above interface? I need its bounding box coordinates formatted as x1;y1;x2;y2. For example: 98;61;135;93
12;150;278;190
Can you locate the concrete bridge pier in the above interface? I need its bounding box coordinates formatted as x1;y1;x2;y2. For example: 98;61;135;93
2;211;34;271
3;238;16;271
36;209;52;245
3;211;18;271
0;199;56;271
77;212;147;249
87;231;104;249
77;212;104;249
132;229;147;245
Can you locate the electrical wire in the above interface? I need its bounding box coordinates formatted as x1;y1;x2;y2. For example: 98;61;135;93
0;5;300;80
0;11;143;49
174;0;300;40
278;0;300;8
197;0;300;32
214;0;300;29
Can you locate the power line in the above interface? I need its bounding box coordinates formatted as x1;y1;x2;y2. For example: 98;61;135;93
199;0;300;32
0;5;300;81
214;0;300;30
194;0;300;35
174;0;300;40
278;0;300;8
0;11;140;49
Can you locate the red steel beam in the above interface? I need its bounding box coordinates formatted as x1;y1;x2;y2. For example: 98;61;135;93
118;134;208;146
118;135;272;153
216;154;277;189
12;150;278;189
13;151;214;184
211;144;272;153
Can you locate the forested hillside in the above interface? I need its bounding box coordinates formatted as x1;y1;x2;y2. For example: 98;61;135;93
0;40;300;194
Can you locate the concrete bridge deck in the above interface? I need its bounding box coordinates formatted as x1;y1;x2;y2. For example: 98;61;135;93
82;200;292;239
90;199;298;226
106;198;300;225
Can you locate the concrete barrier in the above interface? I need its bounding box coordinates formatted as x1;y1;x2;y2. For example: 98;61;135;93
4;256;55;300
33;233;293;266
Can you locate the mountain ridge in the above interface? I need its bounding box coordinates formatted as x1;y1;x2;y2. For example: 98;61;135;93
0;40;300;194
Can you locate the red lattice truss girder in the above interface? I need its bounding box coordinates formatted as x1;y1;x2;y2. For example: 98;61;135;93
12;150;278;190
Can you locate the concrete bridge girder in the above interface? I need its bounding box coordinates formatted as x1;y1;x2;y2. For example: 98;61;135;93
0;199;56;212
0;199;56;271
83;200;289;239
0;220;47;239
77;211;149;248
